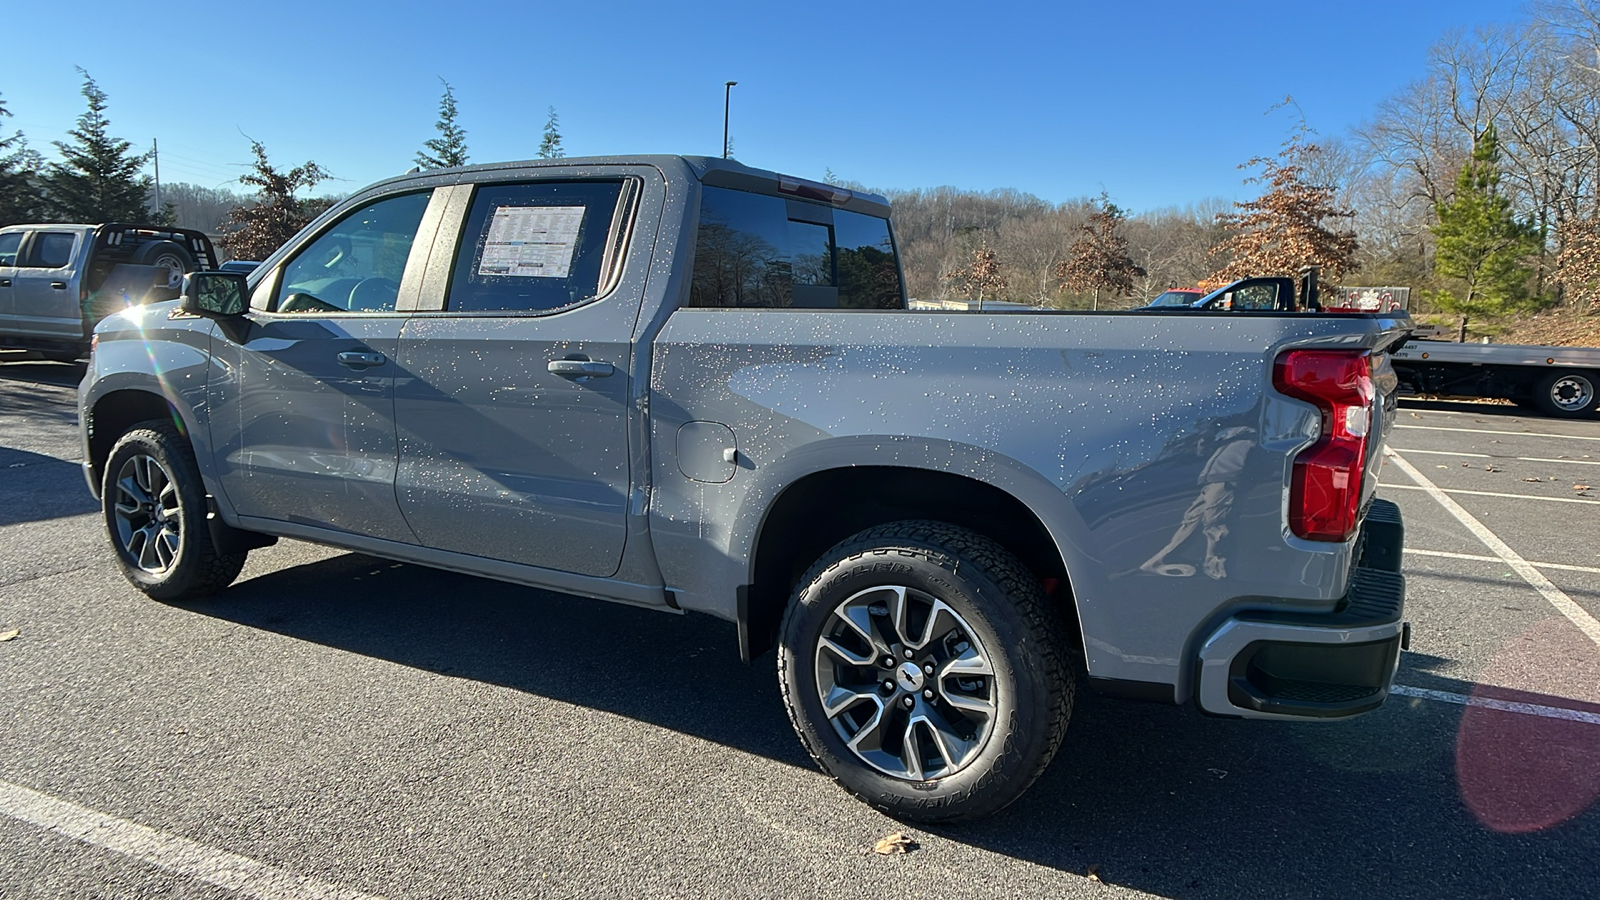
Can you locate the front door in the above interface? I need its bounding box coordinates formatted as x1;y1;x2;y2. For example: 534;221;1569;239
393;177;644;577
0;231;21;333
10;230;82;339
208;189;436;541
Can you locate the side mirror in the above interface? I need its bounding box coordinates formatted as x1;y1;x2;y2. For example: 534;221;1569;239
181;271;249;317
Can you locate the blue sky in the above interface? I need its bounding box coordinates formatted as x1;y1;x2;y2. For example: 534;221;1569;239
1;0;1522;212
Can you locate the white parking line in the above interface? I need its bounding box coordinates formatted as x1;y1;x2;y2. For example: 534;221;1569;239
1394;424;1600;442
1386;449;1600;648
1391;447;1600;466
1379;483;1600;504
0;779;381;900
1392;685;1600;726
1404;547;1600;575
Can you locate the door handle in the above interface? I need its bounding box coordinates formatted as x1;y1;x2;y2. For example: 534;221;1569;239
337;350;387;369
547;359;614;379
0;279;10;287
51;282;67;290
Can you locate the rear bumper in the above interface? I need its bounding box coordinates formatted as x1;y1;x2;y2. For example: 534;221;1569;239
1195;499;1407;720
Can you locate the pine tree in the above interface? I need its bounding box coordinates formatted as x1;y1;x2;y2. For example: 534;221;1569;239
1209;124;1358;288
1429;124;1543;340
538;107;565;159
43;69;151;222
1057;193;1146;309
416;79;469;169
0;92;46;225
220;140;330;261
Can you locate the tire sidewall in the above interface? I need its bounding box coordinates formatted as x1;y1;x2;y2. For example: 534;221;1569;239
102;426;208;600
780;543;1057;820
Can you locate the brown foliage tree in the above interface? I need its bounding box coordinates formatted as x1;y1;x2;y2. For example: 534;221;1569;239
1554;216;1600;311
220;140;330;261
1056;194;1146;309
944;242;1008;303
1210;122;1360;287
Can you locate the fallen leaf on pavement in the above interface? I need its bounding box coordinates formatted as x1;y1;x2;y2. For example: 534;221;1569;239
1484;465;1500;472
1207;767;1228;778
873;832;918;855
1577;485;1593;492
1087;864;1103;882
1524;477;1542;482
0;629;18;642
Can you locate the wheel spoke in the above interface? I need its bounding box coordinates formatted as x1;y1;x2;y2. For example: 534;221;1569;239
821;683;880;718
116;475;149;509
899;718;925;781
818;634;875;668
832;600;888;658
941;643;995;679
914;711;961;774
136;525;162;569
845;699;892;757
154;529;179;569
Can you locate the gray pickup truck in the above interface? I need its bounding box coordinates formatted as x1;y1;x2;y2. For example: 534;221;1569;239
78;155;1410;821
0;222;217;360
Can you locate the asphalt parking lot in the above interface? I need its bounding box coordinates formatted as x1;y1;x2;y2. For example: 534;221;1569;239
1;353;1597;900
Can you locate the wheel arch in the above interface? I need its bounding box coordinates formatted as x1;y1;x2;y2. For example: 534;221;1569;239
740;463;1086;665
85;388;190;498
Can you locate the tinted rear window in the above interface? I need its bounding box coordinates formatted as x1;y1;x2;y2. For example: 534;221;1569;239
688;185;902;309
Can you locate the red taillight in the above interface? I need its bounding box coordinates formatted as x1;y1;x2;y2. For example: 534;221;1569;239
1273;350;1374;542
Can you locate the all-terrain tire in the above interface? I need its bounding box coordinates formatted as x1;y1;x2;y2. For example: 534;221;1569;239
102;419;246;601
777;520;1074;823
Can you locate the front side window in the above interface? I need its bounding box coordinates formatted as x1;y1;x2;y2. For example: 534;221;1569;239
0;232;21;267
23;232;76;269
688;185;903;309
276;191;432;314
447;180;630;314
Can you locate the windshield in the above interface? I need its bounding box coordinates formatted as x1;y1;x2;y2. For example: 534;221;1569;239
1149;289;1203;307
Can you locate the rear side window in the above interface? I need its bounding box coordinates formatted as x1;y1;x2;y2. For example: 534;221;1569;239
688;185;903;309
447;180;631;314
23;232;76;268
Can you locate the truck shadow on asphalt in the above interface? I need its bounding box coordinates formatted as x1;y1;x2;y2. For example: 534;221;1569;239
0;447;99;525
195;551;1600;900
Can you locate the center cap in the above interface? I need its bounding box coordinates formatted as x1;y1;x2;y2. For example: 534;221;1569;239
896;661;925;693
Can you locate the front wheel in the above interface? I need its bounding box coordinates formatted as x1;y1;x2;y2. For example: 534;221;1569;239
102;420;247;600
1533;369;1598;418
778;521;1074;823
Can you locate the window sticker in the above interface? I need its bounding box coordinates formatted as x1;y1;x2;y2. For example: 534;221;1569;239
477;205;586;278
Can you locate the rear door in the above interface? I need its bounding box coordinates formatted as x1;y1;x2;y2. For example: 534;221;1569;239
392;171;649;577
208;189;441;541
10;229;84;339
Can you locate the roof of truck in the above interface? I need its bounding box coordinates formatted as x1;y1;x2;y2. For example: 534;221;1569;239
364;155;894;218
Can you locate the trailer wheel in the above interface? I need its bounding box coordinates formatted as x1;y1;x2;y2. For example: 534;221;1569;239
1533;370;1598;418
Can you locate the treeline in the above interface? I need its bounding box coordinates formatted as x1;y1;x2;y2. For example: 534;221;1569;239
0;74;562;260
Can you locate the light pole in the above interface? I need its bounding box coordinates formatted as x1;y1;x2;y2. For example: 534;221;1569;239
723;81;737;159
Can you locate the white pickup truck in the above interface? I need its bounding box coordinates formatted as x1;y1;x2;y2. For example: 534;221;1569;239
0;222;217;360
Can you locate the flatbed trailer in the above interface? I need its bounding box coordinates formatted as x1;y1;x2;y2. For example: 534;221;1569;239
1389;339;1600;418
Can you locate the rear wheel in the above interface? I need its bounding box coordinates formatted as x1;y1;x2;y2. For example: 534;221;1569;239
1533;370;1598;418
778;520;1073;822
102;420;246;600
